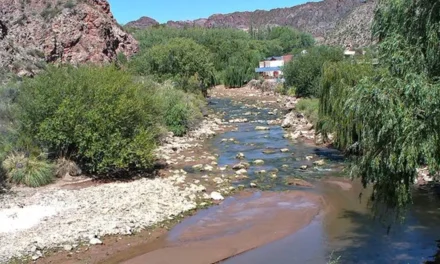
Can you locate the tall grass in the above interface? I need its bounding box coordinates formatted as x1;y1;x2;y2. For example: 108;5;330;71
2;152;54;187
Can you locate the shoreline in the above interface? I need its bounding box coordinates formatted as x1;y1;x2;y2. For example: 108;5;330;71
2;85;324;264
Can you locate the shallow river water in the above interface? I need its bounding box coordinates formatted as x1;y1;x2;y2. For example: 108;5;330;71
131;98;440;264
210;98;440;264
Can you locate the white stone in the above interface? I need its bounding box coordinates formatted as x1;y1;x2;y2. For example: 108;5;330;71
250;183;258;188
210;192;224;201
254;160;265;165
192;164;204;170
63;245;73;251
280;148;290;153
236;169;248;175
236;153;245;159
313;160;326;166
89;238;102;245
255;126;270;131
204;165;214;172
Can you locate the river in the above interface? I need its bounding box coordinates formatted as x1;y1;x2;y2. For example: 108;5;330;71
128;97;440;264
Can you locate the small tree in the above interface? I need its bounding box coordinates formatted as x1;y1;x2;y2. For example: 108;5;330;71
130;38;215;95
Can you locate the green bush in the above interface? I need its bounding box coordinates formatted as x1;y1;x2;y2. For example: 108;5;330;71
284;46;343;97
296;98;319;125
151;81;204;136
129;38;215;95
16;65;160;174
2;152;54;187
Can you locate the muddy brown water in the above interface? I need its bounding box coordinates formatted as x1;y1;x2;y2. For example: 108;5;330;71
122;98;440;264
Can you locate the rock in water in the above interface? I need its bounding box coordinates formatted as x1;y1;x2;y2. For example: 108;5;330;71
89;238;103;245
313;160;326;166
280;148;290;153
210;192;224;201
233;162;250;170
236;153;245;159
250;182;258;188
236;169;248;175
255;126;270;131
254;160;265;165
300;165;308;170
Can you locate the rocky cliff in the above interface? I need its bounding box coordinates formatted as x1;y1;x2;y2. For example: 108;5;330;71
0;0;138;77
128;0;377;47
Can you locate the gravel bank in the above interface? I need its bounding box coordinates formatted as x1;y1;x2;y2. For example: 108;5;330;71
0;175;201;262
0;115;224;263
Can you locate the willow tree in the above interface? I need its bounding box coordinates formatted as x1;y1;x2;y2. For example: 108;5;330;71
319;0;440;215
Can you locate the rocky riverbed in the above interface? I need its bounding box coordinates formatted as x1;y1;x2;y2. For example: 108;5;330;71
0;114;227;263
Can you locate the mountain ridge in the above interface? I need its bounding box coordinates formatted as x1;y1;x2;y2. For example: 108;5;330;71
126;0;377;47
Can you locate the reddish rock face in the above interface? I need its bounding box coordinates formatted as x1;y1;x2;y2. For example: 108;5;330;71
125;16;159;29
0;0;138;75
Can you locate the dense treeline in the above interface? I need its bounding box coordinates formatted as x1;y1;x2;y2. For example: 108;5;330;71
315;0;440;213
128;26;315;88
0;25;315;187
0;65;205;186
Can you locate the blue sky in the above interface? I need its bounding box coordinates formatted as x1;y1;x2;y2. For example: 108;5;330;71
108;0;318;25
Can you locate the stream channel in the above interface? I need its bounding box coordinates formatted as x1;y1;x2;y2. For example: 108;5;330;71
138;98;440;264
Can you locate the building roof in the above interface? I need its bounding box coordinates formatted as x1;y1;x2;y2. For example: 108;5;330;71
255;67;282;73
265;56;283;61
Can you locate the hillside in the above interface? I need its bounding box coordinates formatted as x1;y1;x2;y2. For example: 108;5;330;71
127;0;377;47
0;0;138;77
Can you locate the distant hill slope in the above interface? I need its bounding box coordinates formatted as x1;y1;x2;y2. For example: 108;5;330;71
0;0;138;77
127;0;377;47
125;16;159;29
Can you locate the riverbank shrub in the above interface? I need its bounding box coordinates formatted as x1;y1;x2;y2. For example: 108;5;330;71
284;46;343;97
318;61;375;149
129;38;215;94
2;152;54;187
16;65;160;174
296;98;319;125
316;0;440;213
151;81;205;136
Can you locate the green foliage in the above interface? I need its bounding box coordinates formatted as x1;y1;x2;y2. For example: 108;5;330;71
250;26;315;54
130;26;315;89
318;61;375;149
130;38;215;94
284;46;343;97
2;152;54;187
16;65;159;174
317;0;440;213
296;98;319;125
150;80;205;136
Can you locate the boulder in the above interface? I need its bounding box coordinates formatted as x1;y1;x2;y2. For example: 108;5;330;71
255;126;270;131
313;160;326;166
253;160;265;165
210;191;225;201
280;148;290;153
236;169;248;175
89;238;103;245
281;112;296;128
236;153;246;159
235;162;250;169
